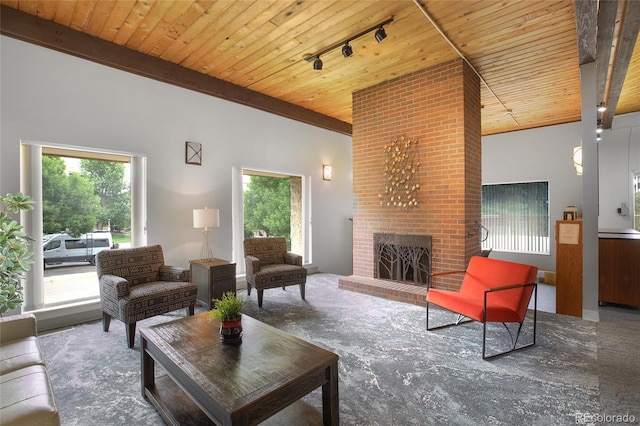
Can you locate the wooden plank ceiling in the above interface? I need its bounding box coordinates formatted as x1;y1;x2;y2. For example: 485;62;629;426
1;0;638;136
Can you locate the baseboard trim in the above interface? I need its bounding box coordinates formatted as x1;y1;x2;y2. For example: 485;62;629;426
582;309;600;322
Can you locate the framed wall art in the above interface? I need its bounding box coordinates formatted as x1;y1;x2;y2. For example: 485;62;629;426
185;141;202;165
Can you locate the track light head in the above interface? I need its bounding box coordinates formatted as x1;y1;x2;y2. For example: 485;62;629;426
313;56;323;70
375;26;387;43
596;119;603;134
597;102;607;113
342;43;353;58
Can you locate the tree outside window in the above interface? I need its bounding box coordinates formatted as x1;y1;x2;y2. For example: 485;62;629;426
243;175;291;249
42;155;130;237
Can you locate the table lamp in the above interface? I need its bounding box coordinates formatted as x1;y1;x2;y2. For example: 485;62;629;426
193;207;219;260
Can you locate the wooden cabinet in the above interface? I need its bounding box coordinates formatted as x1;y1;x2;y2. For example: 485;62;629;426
555;220;582;317
190;259;236;309
598;231;640;307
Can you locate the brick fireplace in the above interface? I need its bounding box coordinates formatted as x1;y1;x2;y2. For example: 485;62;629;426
339;58;482;305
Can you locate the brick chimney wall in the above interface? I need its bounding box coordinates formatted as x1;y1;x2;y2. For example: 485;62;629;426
351;58;481;290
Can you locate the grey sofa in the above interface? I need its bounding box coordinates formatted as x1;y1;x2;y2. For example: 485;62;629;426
96;245;198;348
244;237;307;307
0;313;60;426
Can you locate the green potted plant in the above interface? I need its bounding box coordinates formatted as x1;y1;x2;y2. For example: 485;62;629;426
0;193;34;316
209;291;245;344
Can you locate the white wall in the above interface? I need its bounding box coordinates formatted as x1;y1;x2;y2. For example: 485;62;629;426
482;111;640;272
482;122;582;272
0;36;354;275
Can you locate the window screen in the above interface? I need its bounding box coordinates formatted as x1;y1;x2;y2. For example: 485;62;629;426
481;181;549;254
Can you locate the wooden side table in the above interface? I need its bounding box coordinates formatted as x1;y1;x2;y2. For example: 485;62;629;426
555;220;582;317
190;259;236;309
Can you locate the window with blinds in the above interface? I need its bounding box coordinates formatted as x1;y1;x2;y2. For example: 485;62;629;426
481;181;550;254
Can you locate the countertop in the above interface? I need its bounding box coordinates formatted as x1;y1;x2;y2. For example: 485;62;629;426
598;228;640;240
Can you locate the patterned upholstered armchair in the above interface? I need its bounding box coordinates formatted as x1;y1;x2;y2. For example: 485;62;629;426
96;245;198;348
244;237;307;307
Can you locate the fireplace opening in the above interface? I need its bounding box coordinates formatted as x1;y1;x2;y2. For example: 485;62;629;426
374;233;432;286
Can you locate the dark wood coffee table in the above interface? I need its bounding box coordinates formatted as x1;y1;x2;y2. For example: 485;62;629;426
140;313;339;425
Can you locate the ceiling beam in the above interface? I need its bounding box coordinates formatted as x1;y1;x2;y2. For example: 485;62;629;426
601;0;640;128
595;0;618;104
0;5;352;136
574;0;639;129
575;0;597;65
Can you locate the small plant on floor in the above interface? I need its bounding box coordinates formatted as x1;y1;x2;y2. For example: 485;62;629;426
0;193;34;316
208;291;245;322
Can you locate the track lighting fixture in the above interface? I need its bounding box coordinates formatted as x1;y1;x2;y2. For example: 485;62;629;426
342;43;353;58
374;25;387;43
596;133;602;141
596;119;603;134
304;17;393;70
597;102;607;113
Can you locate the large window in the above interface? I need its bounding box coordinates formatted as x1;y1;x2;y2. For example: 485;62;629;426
481;181;550;254
20;143;146;312
232;167;308;274
41;151;131;306
242;170;302;254
634;173;640;231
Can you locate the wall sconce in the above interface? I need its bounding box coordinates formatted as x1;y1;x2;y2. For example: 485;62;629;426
572;146;583;176
193;207;219;260
323;165;333;181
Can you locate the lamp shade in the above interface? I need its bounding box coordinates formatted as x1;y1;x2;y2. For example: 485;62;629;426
193;208;219;229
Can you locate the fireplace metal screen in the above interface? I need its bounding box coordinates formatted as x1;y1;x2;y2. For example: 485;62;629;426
374;233;432;286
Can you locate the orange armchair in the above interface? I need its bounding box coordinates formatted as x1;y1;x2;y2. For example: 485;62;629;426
426;256;538;359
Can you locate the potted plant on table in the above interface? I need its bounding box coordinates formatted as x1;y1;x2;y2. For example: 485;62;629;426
0;193;34;316
209;291;245;345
